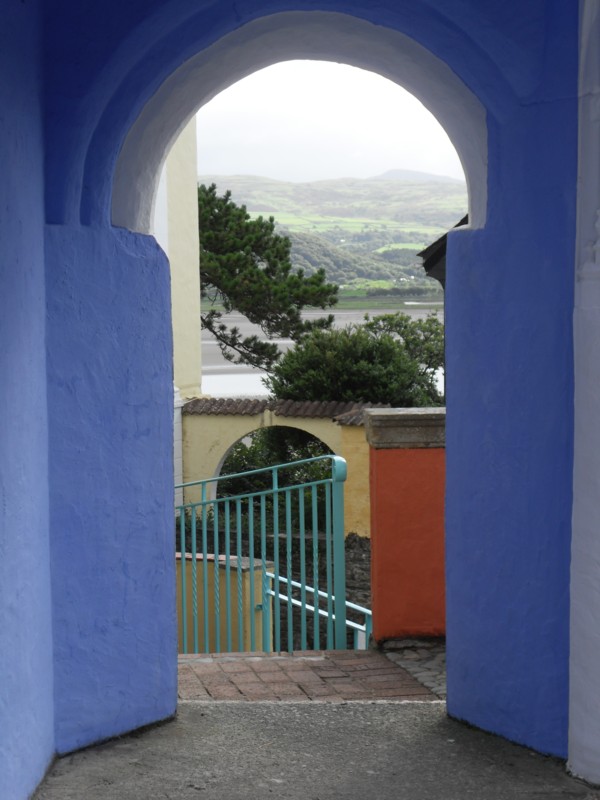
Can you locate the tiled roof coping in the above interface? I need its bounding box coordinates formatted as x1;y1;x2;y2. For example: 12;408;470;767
183;397;390;425
364;408;446;449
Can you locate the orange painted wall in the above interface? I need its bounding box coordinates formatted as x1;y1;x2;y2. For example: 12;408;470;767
370;447;445;641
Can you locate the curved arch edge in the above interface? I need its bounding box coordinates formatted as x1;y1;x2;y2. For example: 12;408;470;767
109;12;487;234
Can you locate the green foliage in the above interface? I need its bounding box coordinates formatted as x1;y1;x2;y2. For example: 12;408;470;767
363;313;445;381
199;184;338;371
376;247;424;266
265;312;444;407
218;427;333;499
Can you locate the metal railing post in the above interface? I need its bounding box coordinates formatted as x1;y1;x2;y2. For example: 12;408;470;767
179;509;187;653
331;456;347;649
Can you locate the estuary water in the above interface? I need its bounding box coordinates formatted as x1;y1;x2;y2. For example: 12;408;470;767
201;305;444;398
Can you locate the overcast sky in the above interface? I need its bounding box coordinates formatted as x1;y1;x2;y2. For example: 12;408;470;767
196;61;465;183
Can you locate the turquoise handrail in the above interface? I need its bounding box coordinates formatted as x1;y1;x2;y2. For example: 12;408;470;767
176;455;360;654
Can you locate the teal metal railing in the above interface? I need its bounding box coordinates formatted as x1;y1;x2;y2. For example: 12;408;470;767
266;573;373;650
176;455;371;654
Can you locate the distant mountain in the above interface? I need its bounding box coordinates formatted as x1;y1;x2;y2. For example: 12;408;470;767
198;173;467;286
369;168;463;183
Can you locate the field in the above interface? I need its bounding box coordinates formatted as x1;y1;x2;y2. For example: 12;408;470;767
199;172;467;286
335;297;395;310
335;293;443;311
199;172;467;241
205;289;443;314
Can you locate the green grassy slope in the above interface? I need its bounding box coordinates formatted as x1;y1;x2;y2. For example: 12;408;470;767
198;173;467;292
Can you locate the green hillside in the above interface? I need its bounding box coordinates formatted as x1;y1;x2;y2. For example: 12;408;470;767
198;173;467;291
288;230;422;285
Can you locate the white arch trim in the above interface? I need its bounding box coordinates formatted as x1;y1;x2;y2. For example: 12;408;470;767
112;11;487;233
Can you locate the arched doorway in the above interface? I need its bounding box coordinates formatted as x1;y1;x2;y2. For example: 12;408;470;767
109;12;487;235
43;3;577;766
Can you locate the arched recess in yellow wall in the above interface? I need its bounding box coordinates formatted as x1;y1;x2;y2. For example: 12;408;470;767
182;401;372;537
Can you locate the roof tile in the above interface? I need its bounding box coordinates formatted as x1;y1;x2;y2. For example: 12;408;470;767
183;397;390;424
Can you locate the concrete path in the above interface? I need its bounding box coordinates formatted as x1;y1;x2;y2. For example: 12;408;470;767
36;703;599;799
35;648;599;799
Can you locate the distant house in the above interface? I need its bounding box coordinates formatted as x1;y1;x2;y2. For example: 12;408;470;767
418;215;468;289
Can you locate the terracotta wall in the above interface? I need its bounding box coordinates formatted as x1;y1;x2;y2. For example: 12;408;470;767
365;409;445;641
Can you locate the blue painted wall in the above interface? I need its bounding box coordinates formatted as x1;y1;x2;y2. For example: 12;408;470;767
43;0;580;756
45;225;177;752
43;0;546;228
0;1;582;795
0;2;55;798
445;7;578;754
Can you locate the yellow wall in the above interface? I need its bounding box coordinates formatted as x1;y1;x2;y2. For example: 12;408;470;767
164;119;203;398
176;554;270;653
182;411;371;537
340;425;371;537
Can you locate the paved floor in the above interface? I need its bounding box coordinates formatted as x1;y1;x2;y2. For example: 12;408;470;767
178;649;438;702
382;639;446;697
35;646;600;799
36;703;600;799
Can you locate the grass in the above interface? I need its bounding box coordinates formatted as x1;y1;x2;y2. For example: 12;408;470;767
269;213;408;230
335;293;443;311
343;279;395;291
254;211;449;241
204;174;467;249
204;295;442;314
375;243;429;253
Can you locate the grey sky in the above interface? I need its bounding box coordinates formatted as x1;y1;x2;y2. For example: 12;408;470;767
196;61;465;183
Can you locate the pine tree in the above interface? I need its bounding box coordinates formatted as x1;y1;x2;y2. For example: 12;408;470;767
199;183;338;371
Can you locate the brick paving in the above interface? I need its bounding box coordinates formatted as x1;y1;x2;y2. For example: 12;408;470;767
178;649;438;702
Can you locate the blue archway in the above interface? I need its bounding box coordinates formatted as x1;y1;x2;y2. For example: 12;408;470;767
43;0;577;759
1;4;582;797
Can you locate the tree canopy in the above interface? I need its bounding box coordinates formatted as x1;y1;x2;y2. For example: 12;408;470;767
264;312;444;407
218;427;333;499
199;183;338;371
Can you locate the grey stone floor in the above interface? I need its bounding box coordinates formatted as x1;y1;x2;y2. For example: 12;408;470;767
36;703;600;800
36;643;600;799
383;638;446;697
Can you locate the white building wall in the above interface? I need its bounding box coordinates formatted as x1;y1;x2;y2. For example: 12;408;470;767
166;119;203;399
152;121;203;506
569;0;600;783
152;118;203;399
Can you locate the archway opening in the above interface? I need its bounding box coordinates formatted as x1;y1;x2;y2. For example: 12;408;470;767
109;12;485;235
133;17;479;666
43;0;579;766
193;59;462;400
218;426;335;483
